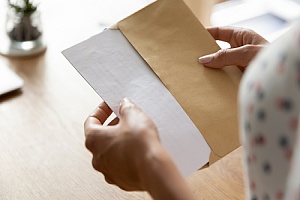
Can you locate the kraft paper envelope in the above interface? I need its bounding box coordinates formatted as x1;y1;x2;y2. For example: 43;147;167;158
117;0;243;164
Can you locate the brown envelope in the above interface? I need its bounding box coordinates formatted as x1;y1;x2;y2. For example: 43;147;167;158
118;0;243;166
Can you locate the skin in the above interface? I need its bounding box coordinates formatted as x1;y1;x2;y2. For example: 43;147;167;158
84;27;269;199
199;26;269;70
84;98;196;200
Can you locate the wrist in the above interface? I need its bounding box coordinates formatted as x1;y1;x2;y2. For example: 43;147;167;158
134;140;166;188
137;143;172;194
135;142;195;200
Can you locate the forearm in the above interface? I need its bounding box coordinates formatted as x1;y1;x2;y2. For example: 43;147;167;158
138;144;196;200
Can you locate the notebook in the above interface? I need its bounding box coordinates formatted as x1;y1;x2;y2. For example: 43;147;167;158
0;63;23;96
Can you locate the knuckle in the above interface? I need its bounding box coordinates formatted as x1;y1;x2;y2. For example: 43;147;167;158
240;45;254;66
246;28;257;35
216;48;226;57
85;131;96;150
104;175;115;185
92;157;101;171
84;122;95;135
92;157;99;170
83;120;89;131
216;49;229;63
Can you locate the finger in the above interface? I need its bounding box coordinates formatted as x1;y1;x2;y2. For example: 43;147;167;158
104;176;137;191
119;98;140;117
84;102;119;153
92;101;113;124
117;184;140;192
207;26;233;41
237;65;245;73
207;26;259;48
118;98;159;137
104;175;116;185
108;117;119;126
199;45;263;69
84;101;113;132
85;125;117;154
92;155;106;173
118;98;148;125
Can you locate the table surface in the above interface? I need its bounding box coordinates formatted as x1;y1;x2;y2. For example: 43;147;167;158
0;0;245;199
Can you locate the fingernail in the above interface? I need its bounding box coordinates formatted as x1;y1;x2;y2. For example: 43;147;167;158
119;98;133;115
199;54;213;64
120;97;132;106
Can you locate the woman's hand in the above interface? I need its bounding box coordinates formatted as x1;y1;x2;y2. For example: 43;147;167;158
84;98;161;191
84;98;196;200
199;26;269;69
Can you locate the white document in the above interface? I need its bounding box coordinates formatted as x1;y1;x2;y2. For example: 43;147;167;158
62;29;210;177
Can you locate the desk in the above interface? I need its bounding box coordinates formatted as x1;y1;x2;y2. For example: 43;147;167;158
0;0;245;199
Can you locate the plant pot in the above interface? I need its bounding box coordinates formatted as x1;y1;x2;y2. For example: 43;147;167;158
6;8;42;41
2;8;46;56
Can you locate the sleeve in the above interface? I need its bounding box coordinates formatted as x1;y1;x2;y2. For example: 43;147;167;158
238;19;300;200
285;126;300;200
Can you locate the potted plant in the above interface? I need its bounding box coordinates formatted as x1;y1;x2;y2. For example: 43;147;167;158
7;0;42;42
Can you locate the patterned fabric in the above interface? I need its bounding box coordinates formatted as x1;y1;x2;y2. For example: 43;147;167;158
286;133;300;200
239;19;300;200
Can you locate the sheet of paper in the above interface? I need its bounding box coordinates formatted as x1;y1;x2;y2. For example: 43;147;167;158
62;29;210;177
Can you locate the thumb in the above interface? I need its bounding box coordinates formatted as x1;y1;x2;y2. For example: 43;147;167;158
118;98;156;131
198;45;259;69
119;98;141;118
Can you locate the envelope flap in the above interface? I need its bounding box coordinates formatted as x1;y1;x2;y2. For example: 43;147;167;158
118;0;242;157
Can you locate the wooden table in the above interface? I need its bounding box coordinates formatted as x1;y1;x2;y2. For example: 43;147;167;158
0;0;245;199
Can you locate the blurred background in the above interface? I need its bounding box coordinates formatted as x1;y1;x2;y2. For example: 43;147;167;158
1;0;299;57
1;0;299;59
211;0;300;42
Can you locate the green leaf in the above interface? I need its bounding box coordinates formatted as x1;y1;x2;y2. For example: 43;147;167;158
8;0;38;14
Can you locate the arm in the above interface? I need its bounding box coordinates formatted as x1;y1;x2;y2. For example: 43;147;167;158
84;98;196;200
138;141;196;200
199;26;269;70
